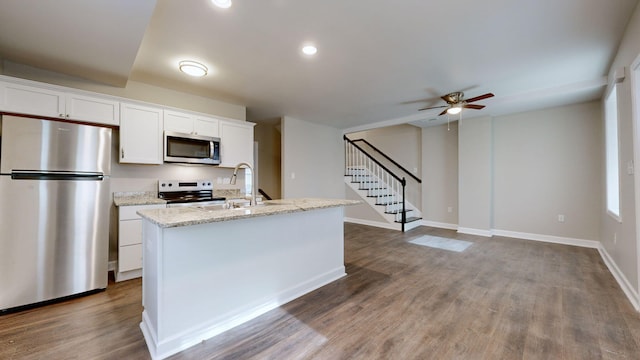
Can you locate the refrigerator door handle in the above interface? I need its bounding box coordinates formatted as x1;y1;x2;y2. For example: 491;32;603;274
10;171;105;181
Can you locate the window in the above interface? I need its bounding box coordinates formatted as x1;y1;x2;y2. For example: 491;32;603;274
605;85;620;220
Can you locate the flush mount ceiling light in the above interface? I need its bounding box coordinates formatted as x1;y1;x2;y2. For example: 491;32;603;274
211;0;232;8
179;61;208;77
302;45;318;56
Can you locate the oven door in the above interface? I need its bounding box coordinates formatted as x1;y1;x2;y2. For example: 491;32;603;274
164;131;220;165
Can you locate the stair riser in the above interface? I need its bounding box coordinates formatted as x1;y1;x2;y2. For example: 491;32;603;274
395;211;414;222
374;196;397;204
350;175;376;182
368;189;393;196
358;183;381;190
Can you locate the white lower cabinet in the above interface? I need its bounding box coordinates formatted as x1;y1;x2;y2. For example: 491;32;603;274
116;204;165;281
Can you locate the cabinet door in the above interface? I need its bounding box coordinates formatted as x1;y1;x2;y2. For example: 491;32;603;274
194;116;219;137
119;244;143;272
1;82;65;119
120;102;164;164
219;120;254;167
163;110;194;134
66;93;120;125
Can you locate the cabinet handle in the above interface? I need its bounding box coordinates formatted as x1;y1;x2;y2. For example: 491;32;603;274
59;113;64;117
66;114;70;118
121;149;124;158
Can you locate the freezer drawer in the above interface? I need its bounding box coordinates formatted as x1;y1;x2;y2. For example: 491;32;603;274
0;176;110;310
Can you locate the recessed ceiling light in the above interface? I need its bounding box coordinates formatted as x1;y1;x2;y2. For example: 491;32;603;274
212;0;232;8
179;61;208;77
302;45;318;56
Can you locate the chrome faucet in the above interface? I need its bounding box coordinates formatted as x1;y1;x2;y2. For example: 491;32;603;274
230;162;256;206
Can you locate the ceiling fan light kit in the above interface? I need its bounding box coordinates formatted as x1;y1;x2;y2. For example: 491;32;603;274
418;91;494;116
447;105;462;115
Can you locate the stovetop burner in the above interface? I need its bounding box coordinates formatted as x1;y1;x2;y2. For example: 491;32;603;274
158;179;225;204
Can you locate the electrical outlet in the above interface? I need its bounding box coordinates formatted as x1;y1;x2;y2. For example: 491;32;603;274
447;206;453;213
558;214;565;223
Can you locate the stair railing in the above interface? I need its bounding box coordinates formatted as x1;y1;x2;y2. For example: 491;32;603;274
344;135;407;231
351;138;422;184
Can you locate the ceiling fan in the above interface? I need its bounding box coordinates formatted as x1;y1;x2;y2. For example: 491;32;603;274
418;91;494;116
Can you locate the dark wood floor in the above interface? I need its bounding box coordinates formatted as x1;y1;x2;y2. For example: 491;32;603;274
2;223;640;359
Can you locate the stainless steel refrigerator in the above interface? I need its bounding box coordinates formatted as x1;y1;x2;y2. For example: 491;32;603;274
0;115;112;312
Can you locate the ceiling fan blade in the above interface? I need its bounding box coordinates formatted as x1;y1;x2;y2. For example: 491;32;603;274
438;109;448;116
464;104;485;110
464;93;494;103
418;105;448;111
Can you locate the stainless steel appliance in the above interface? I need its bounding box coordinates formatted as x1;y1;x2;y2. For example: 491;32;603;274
158;179;226;208
0;115;112;312
164;131;221;165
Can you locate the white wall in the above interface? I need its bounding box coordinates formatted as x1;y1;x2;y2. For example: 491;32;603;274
422;123;458;226
603;3;640;298
493;102;602;240
349;124;422;177
281;116;343;199
458;116;493;234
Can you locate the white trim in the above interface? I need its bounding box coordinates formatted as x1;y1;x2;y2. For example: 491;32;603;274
344;217;401;231
630;53;640;305
457;227;493;237
108;260;116;272
492;229;600;248
421;220;458;231
598;245;640;311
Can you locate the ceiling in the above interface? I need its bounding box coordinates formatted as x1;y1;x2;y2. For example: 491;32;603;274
0;0;638;130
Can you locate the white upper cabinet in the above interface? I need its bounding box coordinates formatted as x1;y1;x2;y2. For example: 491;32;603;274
120;102;164;164
65;93;120;125
0;79;119;126
1;81;65;119
194;116;219;137
219;120;255;168
164;109;219;138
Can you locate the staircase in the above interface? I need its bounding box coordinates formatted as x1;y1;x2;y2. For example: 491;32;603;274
344;137;422;232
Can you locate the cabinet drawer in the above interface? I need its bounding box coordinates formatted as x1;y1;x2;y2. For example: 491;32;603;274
119;204;164;220
119;244;142;272
119;220;142;246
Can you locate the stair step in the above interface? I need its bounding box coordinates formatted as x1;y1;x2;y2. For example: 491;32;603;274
395;216;422;224
385;209;413;215
376;201;399;206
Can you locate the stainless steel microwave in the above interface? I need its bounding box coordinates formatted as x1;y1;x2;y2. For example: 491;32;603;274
164;131;221;165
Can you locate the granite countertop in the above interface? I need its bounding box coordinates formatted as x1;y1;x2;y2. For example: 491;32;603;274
113;189;244;207
137;198;361;228
113;192;166;206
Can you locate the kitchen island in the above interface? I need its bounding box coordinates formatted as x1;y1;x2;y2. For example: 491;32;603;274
137;198;359;360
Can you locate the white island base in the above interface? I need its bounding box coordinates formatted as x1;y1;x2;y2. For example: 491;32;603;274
139;206;346;360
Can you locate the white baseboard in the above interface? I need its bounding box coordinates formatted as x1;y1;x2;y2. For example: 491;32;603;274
492;229;600;248
598;245;640;311
457;227;493;237
344;217;401;231
421;220;458;231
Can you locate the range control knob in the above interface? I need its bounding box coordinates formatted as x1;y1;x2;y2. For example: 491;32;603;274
161;183;166;187
168;183;173;187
